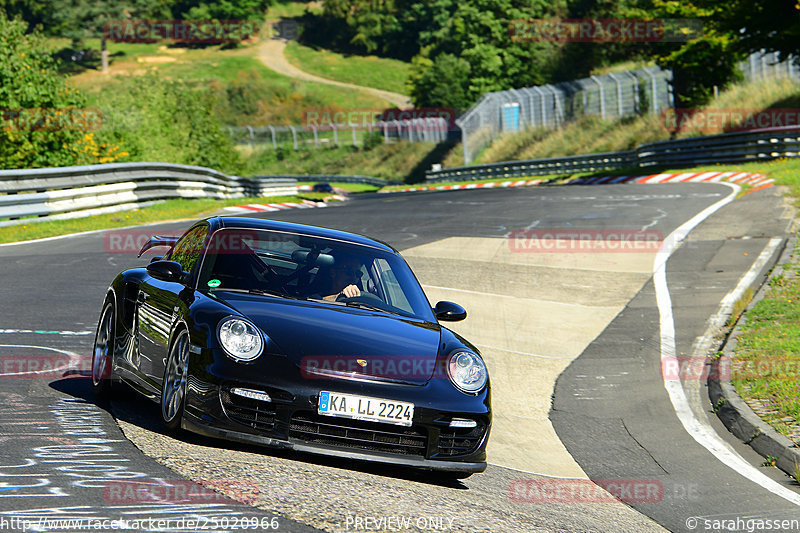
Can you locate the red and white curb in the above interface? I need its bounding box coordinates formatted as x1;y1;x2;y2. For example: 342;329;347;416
378;179;545;193
379;172;774;195
223;199;328;214
572;171;774;191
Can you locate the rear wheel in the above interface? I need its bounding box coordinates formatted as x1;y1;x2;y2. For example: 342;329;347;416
161;329;190;431
91;301;116;397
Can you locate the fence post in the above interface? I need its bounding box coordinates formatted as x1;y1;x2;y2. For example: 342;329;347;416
268;126;277;149
457;117;470;165
607;73;623;118
623;71;639;114
643;68;658;114
590;76;606;119
525;88;535;128
532;86;547;128
352;125;358;147
547;85;563;127
290;126;298;150
246;126;255;150
332;124;338;146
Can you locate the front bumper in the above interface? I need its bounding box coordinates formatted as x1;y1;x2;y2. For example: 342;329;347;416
183;372;491;473
183;414;487;473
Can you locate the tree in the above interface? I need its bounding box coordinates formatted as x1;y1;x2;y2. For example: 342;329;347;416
407;52;472;109
169;0;272;21
90;74;241;172
713;0;800;62
406;0;563;108
0;0;49;29
47;0;140;72
0;10;126;168
625;0;745;107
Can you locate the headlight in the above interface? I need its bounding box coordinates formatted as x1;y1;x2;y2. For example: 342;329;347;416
218;317;263;362
447;351;487;393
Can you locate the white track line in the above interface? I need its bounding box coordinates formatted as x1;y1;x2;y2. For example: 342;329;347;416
473;344;572;360
0;345;82;376
655;182;800;506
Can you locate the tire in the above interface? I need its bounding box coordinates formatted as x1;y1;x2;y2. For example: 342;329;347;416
91;301;116;397
161;329;190;431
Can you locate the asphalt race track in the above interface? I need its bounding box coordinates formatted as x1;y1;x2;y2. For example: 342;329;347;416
0;183;797;532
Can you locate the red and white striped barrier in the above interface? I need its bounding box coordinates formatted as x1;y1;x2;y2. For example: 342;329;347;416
379;172;774;195
229;172;774;211
377;179;545;194
572;171;774;190
223;199;327;214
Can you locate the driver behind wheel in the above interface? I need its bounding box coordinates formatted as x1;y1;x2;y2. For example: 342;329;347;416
307;252;363;301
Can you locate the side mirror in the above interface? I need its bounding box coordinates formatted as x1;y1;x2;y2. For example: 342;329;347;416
146;260;187;283
434;301;467;322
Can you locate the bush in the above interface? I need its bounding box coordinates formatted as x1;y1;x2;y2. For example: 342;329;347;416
0;10;125;168
88;74;242;173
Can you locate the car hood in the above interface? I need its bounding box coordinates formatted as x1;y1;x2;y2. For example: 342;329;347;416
217;292;443;385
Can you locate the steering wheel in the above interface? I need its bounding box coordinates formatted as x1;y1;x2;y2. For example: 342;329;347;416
335;291;384;305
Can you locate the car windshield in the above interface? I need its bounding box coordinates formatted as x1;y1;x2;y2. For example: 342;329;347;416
196;227;435;321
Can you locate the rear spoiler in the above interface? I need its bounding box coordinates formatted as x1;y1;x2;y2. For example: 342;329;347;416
138;235;180;257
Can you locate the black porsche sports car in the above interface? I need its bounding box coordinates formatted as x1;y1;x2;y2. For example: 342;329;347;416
92;216;491;476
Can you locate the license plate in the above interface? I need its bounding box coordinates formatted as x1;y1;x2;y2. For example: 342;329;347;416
318;391;414;427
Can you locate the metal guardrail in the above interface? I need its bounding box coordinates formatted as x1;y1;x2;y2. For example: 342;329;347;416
426;126;800;182
253;174;400;186
0;162;298;227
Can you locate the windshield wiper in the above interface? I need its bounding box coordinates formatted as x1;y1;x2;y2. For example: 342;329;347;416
343;300;390;313
248;288;300;299
211;287;300;300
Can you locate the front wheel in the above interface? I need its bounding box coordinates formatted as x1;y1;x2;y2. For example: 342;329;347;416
91;301;116;397
161;329;190;431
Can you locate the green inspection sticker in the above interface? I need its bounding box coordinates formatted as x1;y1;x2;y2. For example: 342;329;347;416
207;279;221;288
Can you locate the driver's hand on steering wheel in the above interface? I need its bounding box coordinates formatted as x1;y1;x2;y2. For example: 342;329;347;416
323;284;360;301
339;284;360;298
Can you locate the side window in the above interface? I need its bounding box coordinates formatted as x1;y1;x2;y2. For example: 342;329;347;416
168;225;209;273
374;258;412;314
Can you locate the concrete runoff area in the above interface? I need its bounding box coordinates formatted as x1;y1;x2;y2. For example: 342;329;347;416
402;236;658;477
